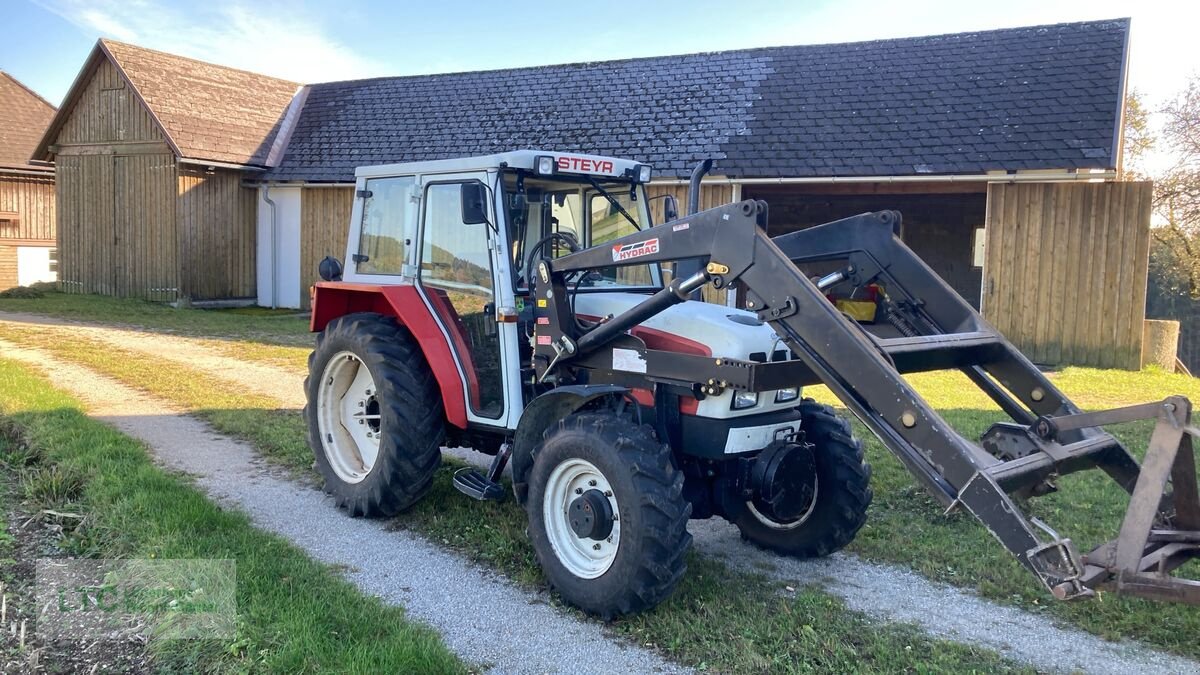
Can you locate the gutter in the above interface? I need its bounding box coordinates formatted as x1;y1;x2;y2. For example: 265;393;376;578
241;180;354;189
649;171;1117;186
0;167;56;178
179;157;267;172
262;185;279;309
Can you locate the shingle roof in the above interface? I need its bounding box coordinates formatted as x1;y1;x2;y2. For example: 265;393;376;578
267;18;1128;183
0;71;55;172
101;40;301;166
37;40;301;167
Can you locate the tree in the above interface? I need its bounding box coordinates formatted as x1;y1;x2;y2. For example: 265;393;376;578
1128;81;1200;299
1120;89;1154;179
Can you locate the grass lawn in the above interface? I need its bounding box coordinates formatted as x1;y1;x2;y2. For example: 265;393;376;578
0;357;465;674
0;290;310;346
0;304;1022;673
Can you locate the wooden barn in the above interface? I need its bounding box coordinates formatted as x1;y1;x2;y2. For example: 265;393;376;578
0;70;56;290
34;40;302;302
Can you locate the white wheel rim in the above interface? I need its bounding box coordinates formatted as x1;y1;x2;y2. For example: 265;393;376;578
316;351;381;484
542;459;620;579
746;473;819;531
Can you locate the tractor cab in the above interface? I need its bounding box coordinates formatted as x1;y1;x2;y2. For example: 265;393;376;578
323;151;665;431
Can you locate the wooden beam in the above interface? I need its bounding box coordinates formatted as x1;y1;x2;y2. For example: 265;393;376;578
745;181;988;196
51;141;174;157
0;237;54;247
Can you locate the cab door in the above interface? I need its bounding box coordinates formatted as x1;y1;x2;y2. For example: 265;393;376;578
415;174;517;425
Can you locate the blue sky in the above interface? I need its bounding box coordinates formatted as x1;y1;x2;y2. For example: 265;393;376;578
1;0;1198;168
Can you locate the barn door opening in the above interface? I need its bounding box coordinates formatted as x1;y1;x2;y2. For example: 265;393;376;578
982;181;1152;369
113;154;178;301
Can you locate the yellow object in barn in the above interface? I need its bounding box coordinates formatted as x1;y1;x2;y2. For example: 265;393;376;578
836;299;878;323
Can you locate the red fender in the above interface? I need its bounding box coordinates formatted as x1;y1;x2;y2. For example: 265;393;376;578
311;282;469;428
577;313;710;415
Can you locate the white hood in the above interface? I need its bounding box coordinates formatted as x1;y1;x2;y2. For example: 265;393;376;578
573;292;783;361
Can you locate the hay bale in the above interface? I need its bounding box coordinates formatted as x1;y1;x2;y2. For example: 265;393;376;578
1142;319;1181;371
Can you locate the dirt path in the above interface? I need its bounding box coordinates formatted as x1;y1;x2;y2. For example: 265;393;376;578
4;313;1200;673
0;312;305;408
0;338;687;675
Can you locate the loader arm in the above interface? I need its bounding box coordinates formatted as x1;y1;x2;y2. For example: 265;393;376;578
531;199;1200;605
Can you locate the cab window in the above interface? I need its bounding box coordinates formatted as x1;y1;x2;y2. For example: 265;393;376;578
505;173;659;291
356;176;414;275
588;191;652;286
418;181;504;418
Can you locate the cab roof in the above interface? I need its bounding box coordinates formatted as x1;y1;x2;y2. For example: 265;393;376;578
354;150;645;180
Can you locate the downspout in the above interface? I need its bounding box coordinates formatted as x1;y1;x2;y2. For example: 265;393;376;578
675;159;713;298
262;184;278;309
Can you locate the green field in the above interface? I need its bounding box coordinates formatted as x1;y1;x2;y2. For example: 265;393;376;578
0;357;464;673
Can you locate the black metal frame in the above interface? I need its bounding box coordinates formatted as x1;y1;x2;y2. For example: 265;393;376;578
529;200;1200;605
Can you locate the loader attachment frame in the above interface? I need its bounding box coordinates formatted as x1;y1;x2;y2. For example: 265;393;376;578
529;199;1200;605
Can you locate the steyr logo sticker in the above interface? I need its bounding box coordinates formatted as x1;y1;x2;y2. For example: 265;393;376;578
612;238;659;262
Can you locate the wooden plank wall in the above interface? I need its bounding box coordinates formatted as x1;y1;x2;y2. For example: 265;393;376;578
56;154;178;300
56;59;164;145
0;174;56;242
0;245;17;289
646;183;737;303
299;187;354;309
178;167;256;300
114;154;178;301
646;183;737;225
983;182;1152;370
57;155;114;295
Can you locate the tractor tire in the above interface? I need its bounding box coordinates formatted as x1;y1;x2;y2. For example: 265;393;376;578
305;312;443;517
526;412;691;618
734;399;872;557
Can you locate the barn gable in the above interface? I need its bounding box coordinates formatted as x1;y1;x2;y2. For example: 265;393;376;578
37;40;269;302
0;70;56;291
0;71;56;172
36;40;300;168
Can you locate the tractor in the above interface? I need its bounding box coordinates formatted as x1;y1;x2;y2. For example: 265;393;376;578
306;150;1200;617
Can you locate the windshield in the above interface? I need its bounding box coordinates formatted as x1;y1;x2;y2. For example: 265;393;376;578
504;172;661;291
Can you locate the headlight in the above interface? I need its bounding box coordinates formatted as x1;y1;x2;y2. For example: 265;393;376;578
637;164;653;183
731;391;759;410
775;387;800;403
535;155;556;176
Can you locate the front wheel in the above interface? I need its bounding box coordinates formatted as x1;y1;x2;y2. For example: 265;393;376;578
526;412;691;618
734;400;872;557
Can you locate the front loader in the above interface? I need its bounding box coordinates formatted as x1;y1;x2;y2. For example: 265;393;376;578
305;151;1200;617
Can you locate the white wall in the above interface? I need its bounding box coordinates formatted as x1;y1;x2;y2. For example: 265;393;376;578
16;246;56;287
256;186;302;309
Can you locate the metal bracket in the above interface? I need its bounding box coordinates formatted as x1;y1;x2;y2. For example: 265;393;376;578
758;297;799;322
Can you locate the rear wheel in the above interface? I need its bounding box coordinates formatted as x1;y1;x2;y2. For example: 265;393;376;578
527;412;691;618
734;400;872;557
305;313;443;517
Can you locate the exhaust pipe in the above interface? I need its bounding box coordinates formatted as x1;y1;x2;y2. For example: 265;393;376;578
674;159;713;298
686;158;712;216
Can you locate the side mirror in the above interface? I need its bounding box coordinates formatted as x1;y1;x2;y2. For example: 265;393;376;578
663;195;679;222
461;183;489;225
318;256;343;281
